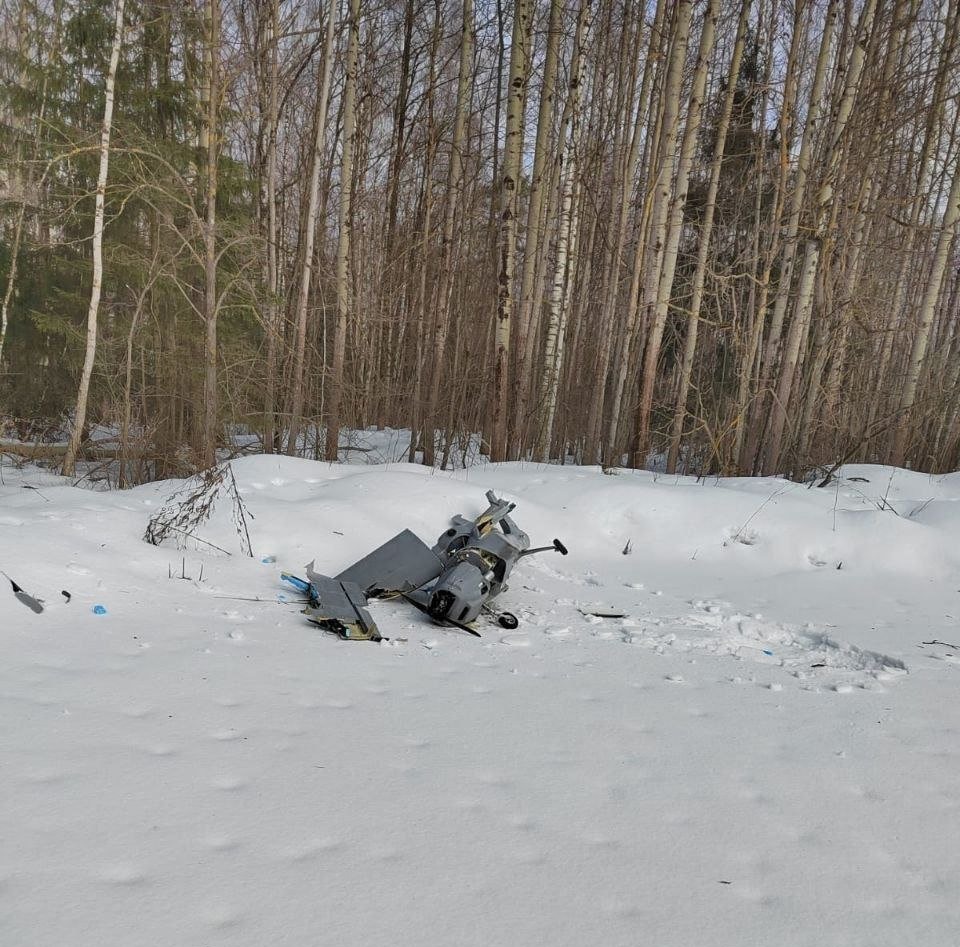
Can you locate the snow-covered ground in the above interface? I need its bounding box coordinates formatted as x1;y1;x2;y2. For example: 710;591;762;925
1;454;959;946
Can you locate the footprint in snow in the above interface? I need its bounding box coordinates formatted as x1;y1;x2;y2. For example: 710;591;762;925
202;836;241;852
500;633;530;647
96;864;148;886
210;729;244;742
201;905;244;929
210;775;248;791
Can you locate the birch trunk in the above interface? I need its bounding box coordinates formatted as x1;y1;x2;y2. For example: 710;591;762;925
603;0;672;461
865;1;958;441
423;0;474;468
634;0;715;466
891;150;960;464
665;0;750;474
62;0;125;478
261;0;281;453
199;0;220;469
510;0;562;457
326;0;362;462
753;0;838;460
286;0;338;455
406;1;442;463
763;0;876;474
537;0;591;462
735;0;800;471
491;0;532;462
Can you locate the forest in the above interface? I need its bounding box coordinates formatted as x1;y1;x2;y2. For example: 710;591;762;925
1;0;959;481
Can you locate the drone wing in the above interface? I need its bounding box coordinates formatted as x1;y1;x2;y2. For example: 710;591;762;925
336;528;444;595
287;530;443;642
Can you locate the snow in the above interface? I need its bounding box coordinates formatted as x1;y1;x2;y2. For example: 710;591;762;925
2;454;959;945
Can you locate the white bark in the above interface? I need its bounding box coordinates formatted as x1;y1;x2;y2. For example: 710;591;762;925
491;0;532;461
286;0;338;455
62;0;125;477
757;0;839;399
326;0;362;462
666;0;750;474
424;0;474;467
538;0;591;462
763;0;877;474
891;150;960;464
634;0;714;465
511;0;562;457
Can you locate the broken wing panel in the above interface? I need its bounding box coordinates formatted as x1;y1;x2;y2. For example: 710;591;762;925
335;529;443;595
302;573;381;641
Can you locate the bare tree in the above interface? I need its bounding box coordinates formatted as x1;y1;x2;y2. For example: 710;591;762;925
286;0;338;456
62;0;126;477
326;0;362;462
491;0;532;462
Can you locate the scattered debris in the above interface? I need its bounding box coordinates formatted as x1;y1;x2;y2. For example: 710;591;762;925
92;604;107;615
578;607;627;619
2;571;44;613
922;639;960;650
283;491;567;641
61;590;71;603
622;539;632;556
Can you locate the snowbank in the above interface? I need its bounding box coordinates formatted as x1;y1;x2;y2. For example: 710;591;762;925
1;455;959;945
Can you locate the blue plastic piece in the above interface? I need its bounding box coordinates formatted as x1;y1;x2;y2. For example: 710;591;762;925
261;555;277;564
281;573;311;594
92;604;107;615
762;649;773;656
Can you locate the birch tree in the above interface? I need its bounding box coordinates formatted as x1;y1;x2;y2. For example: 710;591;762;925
490;0;532;462
538;0;591;461
634;0;711;466
326;0;361;462
891;142;960;464
200;0;221;469
510;0;562;457
748;0;839;472
665;0;750;473
286;0;338;455
423;0;474;468
61;0;126;477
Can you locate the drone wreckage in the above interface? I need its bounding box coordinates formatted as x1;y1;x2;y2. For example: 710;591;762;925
282;491;567;641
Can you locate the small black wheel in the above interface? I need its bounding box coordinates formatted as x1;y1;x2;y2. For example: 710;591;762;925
497;612;519;630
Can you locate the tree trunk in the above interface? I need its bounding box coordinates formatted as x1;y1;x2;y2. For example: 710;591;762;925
751;0;838;470
891;145;960;465
286;0;338;455
490;0;532;462
763;0;876;474
200;0;220;469
423;0;474;468
510;0;562;458
326;0;362;462
62;0;126;477
642;0;722;466
665;0;750;474
538;0;591;461
261;0;281;453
